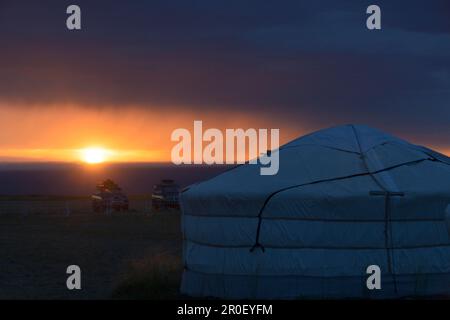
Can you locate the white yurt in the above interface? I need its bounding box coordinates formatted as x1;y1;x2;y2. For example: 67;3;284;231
180;124;450;299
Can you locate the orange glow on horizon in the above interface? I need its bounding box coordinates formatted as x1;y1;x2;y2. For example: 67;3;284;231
0;103;448;162
0;103;298;163
0;148;169;163
81;147;109;164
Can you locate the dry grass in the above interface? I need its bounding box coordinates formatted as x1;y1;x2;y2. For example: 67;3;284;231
0;208;181;299
112;253;182;300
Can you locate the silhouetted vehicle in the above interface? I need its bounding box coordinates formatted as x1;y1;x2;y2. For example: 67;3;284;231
92;179;129;213
152;179;180;210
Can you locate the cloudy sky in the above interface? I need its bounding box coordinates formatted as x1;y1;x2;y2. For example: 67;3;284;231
0;0;449;161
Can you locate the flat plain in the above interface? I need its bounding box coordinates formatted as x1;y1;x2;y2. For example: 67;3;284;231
0;199;181;299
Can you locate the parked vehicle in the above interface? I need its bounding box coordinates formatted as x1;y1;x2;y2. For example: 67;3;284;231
151;179;180;210
92;179;129;213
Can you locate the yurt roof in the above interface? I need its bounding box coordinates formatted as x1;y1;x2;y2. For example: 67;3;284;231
181;124;450;216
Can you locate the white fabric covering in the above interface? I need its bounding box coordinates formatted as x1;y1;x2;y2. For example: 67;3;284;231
180;125;450;298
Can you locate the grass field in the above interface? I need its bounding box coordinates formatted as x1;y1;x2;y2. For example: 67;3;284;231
0;206;182;299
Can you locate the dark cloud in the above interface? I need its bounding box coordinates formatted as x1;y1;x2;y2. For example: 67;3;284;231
0;0;449;146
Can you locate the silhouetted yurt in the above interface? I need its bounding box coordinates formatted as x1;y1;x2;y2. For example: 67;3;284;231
180;124;450;299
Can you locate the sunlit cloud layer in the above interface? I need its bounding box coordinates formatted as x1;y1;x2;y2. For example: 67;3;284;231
0;0;448;161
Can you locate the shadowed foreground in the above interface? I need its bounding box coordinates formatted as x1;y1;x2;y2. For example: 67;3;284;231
0;209;181;299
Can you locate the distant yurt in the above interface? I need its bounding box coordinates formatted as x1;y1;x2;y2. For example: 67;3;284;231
180;124;450;299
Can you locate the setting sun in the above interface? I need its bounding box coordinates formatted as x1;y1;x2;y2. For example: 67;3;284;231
81;147;109;164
